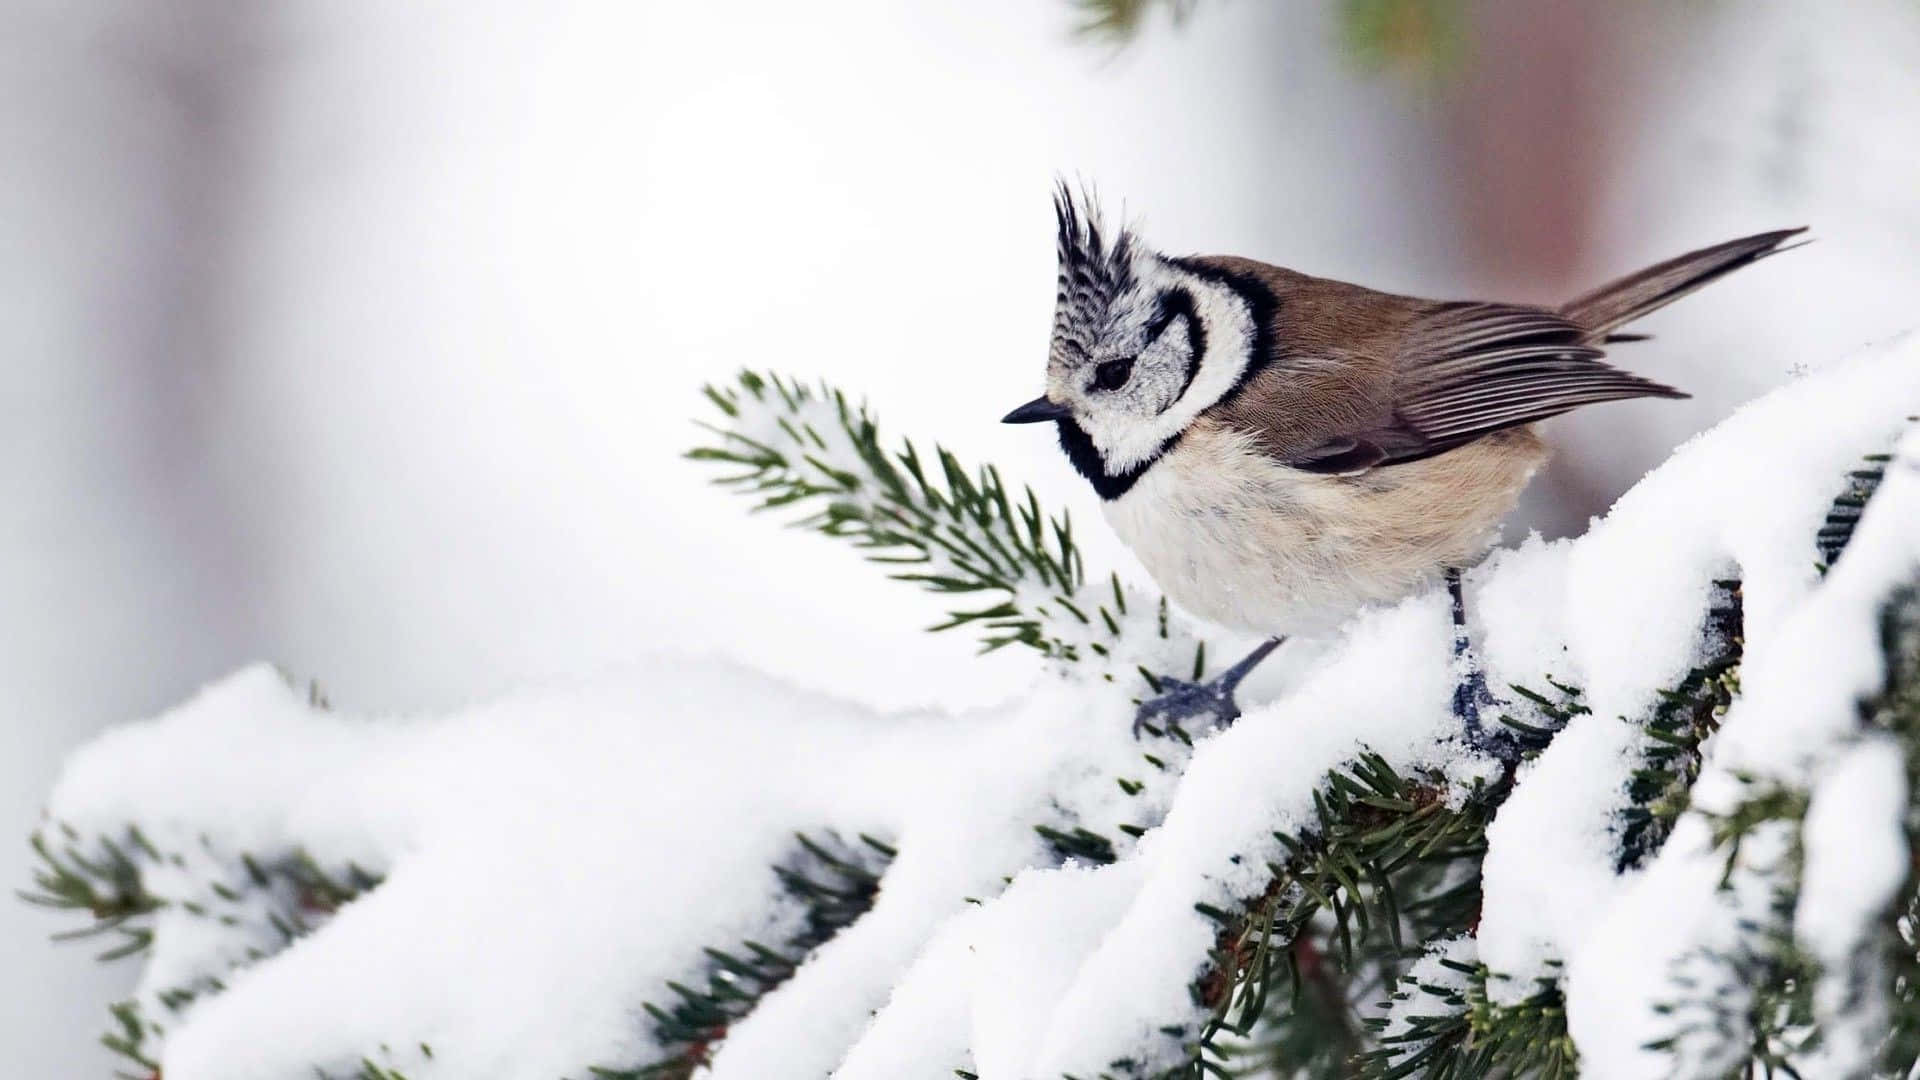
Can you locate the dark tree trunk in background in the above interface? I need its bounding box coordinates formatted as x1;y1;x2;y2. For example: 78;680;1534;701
1;4;266;1073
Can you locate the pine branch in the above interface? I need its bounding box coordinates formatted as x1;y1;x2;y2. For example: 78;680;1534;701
1165;754;1500;1078
691;370;1217;869
589;831;895;1080
1168;568;1762;1078
1646;497;1920;1073
691;370;1223;879
1872;586;1920;1075
1617;580;1745;872
30;379;1916;1079
689;370;1192;673
1067;0;1199;42
1817;454;1893;573
19;825;162;962
1358;959;1577;1079
24;823;383;1077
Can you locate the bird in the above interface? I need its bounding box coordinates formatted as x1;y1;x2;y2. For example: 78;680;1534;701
1003;183;1803;747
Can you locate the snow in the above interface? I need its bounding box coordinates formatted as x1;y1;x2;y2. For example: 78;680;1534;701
1564;413;1920;1078
1373;935;1478;1049
17;0;1920;1072
36;333;1920;1078
1009;596;1476;1078
48;661;955;1078
1480;334;1920;998
43;650;1203;1078
1797;738;1909;1070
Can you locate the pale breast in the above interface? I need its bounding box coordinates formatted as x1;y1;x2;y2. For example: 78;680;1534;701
1102;420;1548;638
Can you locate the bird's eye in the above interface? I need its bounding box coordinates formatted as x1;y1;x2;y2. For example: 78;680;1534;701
1092;357;1135;392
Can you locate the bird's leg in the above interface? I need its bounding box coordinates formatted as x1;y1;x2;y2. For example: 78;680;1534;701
1133;637;1284;740
1447;568;1489;723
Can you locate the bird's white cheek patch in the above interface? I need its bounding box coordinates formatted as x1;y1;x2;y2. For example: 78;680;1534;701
1155;268;1255;426
1077;260;1258;477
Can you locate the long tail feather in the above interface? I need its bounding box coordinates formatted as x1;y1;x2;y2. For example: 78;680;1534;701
1561;228;1808;338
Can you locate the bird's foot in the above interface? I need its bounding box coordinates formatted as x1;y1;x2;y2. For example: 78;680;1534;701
1454;665;1547;765
1132;638;1283;740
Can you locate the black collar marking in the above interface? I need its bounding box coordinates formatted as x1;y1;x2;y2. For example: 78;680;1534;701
1055;417;1178;501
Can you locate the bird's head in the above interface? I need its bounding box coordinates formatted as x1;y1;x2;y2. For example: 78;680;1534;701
1003;183;1261;498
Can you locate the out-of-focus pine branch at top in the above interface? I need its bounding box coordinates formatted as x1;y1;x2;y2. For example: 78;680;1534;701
1069;0;1465;76
1067;0;1199;43
688;370;1189;673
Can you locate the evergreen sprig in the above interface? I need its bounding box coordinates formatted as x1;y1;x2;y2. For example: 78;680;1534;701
691;370;1179;667
1067;0;1199;42
1618;580;1744;871
1818;458;1890;572
1646;506;1920;1072
23;823;383;1078
1878;587;1920;1071
691;371;1211;871
590;831;896;1080
19;824;163;963
1164;754;1500;1079
1357;960;1577;1079
1166;566;1765;1077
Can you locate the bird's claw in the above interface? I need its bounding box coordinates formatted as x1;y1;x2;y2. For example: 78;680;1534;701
1132;676;1240;741
1131;638;1284;741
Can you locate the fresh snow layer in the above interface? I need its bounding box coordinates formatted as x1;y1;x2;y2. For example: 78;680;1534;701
1796;738;1909;1071
1565;416;1920;1078
37;333;1920;1079
1480;335;1920;1002
44;655;1183;1079
45;662;1020;1078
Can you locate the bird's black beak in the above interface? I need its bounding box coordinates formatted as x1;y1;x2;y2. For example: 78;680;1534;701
1001;396;1072;425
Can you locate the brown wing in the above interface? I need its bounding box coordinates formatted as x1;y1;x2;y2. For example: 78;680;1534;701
1322;301;1686;470
1197;257;1685;475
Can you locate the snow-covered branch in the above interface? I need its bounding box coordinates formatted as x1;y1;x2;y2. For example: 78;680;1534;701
23;335;1920;1079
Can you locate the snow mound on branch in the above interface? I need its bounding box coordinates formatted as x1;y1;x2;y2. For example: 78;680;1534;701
35;333;1920;1079
1565;416;1920;1078
870;335;1918;1079
1479;333;1920;1007
908;594;1480;1078
48;665;926;1077
44;652;1192;1078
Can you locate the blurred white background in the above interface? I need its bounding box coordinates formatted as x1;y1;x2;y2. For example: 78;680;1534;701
6;0;1918;1071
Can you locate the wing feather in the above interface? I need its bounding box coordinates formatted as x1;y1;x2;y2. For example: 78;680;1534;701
1286;301;1683;473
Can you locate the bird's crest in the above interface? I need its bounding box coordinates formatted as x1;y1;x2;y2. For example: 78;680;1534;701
1052;181;1139;368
